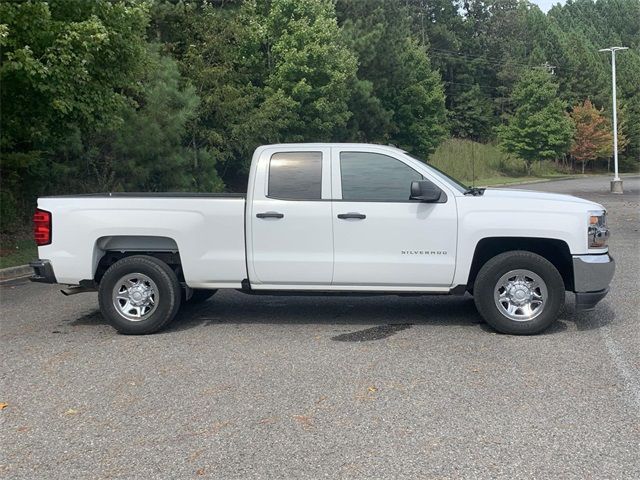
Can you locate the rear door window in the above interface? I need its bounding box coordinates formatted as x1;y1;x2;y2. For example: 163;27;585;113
268;152;322;200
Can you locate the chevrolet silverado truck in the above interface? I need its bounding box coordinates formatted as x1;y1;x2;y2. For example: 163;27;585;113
30;143;614;335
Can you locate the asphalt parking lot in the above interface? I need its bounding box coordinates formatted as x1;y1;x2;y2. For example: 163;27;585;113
2;175;639;479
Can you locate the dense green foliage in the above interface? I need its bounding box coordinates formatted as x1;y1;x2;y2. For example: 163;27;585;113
497;70;575;172
1;0;151;229
337;0;447;155
1;0;639;233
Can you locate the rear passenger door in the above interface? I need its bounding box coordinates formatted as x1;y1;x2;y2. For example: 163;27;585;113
249;147;334;286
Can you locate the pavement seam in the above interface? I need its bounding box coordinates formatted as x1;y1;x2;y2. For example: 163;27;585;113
600;323;640;415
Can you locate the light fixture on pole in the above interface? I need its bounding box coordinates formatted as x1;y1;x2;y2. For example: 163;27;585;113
599;46;628;194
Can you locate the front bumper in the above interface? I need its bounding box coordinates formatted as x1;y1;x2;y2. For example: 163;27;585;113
29;259;57;284
572;253;615;311
575;289;609;311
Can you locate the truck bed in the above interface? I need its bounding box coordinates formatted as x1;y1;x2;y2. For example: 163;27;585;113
37;195;247;288
41;192;246;198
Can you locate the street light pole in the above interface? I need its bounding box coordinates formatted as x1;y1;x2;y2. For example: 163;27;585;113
599;46;628;194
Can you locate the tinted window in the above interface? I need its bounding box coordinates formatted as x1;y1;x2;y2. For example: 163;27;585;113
404;153;467;193
340;152;423;201
268;152;322;200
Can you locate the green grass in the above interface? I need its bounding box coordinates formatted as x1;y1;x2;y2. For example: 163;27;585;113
427;138;566;185
472;176;545;186
428;138;519;182
0;238;37;269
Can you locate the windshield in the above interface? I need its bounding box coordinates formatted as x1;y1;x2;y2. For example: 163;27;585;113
404;153;468;193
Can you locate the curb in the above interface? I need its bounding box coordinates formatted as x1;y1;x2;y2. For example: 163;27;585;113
0;265;33;282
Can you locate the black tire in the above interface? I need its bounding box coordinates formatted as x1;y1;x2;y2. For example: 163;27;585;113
473;250;564;335
98;255;182;334
183;288;217;304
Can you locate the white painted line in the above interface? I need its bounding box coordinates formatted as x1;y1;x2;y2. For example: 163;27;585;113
601;323;640;414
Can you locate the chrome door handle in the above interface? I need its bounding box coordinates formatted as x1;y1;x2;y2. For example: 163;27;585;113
337;212;366;220
256;211;284;219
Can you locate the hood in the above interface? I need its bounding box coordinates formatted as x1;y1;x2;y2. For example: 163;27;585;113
482;188;603;208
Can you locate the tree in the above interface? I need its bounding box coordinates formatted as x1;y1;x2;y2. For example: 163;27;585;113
618;96;640;168
263;0;357;141
547;0;640;172
449;84;494;141
158;0;358;187
98;51;223;193
162;2;269;186
497;70;574;174
0;1;149;152
569;99;612;173
0;0;150;229
3;0;640;234
392;38;449;157
337;0;447;157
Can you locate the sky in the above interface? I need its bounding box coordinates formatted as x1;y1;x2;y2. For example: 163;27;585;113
530;0;566;13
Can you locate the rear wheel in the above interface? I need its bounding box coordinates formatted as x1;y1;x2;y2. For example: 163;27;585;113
98;255;181;334
473;251;564;335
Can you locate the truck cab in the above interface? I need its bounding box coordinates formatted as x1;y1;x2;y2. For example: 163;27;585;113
247;144;458;290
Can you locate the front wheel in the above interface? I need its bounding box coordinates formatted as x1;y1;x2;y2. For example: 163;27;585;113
473;251;564;335
98;255;182;334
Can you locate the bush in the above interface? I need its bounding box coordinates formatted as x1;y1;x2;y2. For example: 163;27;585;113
530;160;560;177
619;155;640;173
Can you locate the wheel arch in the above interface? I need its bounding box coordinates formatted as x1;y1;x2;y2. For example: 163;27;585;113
466;237;573;291
92;236;183;284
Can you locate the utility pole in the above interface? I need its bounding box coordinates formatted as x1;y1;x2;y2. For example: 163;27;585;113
599;46;628;194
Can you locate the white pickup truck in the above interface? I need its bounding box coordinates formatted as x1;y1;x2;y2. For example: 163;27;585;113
30;143;614;335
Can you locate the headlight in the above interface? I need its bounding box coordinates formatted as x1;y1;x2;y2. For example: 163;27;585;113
588;210;609;248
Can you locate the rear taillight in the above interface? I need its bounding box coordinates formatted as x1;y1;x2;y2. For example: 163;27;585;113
33;208;52;246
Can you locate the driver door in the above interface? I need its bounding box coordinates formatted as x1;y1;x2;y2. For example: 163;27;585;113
330;148;457;288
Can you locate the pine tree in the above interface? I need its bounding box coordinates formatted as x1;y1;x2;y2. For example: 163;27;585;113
263;0;357;141
337;0;447;157
113;52;224;193
174;2;270;183
450;84;494;141
497;70;574;174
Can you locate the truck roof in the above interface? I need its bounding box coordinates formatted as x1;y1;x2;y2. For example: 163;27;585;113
258;143;407;154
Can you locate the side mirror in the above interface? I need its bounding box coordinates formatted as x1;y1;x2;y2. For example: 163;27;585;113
410;180;442;202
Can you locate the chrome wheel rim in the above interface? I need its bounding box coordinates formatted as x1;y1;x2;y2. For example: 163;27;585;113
494;269;547;322
111;273;158;321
